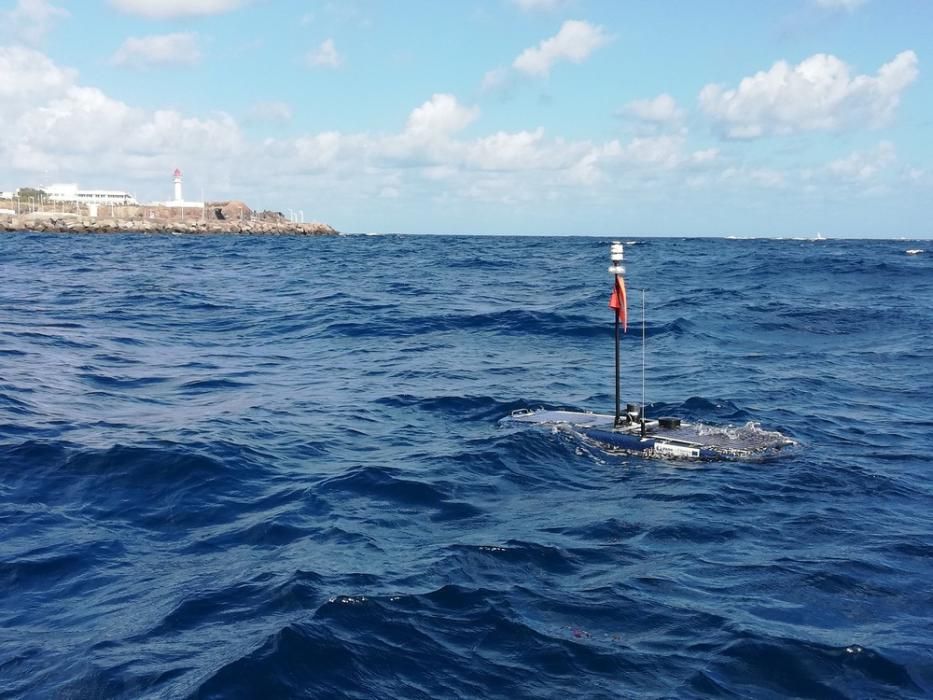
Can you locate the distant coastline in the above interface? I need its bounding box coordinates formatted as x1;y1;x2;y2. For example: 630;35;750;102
3;171;338;237
1;213;338;237
1;187;337;237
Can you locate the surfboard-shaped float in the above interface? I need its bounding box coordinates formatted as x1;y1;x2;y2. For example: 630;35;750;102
506;242;794;461
509;407;793;460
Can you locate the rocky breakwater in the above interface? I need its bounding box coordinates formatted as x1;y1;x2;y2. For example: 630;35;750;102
1;216;338;236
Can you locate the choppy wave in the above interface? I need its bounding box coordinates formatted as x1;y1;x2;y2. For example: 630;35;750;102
1;233;932;698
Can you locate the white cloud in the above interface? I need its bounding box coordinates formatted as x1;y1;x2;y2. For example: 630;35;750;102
691;148;719;164
0;46;732;222
699;50;918;139
0;48;716;207
17;46;909;233
620;94;684;124
108;0;245;19
306;39;342;69
111;33;201;69
827;141;895;181
481;67;511;93
483;19;609;93
513;20;610;77
0;45;242;184
291;132;345;170
405;94;479;138
1;0;68;44
720;166;787;189
566;133;720;186
246;101;293;123
465;128;567;171
511;0;572;12
812;0;868;11
613;134;692;168
0;45;74;105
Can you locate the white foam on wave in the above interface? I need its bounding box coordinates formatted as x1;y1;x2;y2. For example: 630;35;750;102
688;421;797;456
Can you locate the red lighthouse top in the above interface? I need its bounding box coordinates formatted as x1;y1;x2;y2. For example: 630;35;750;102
173;168;182;177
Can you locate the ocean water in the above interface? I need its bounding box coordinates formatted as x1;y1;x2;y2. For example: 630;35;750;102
1;232;931;699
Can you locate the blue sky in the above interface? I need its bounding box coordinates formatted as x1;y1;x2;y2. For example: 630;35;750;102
1;0;930;236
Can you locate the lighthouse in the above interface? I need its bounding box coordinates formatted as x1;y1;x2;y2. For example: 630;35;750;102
161;167;204;212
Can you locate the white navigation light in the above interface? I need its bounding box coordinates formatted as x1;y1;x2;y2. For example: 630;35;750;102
609;242;625;275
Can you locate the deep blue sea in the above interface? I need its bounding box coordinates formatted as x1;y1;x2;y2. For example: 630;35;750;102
1;232;931;699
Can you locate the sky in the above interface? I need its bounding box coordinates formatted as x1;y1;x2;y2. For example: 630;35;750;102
0;0;930;237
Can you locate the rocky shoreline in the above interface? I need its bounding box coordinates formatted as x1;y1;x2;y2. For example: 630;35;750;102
1;216;338;236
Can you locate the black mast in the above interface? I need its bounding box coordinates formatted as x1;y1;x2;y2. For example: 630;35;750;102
610;242;625;427
614;311;622;426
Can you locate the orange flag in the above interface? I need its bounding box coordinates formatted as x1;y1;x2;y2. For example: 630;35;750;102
608;275;627;332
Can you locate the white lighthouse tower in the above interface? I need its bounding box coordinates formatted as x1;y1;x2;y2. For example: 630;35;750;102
161;167;204;212
173;168;183;203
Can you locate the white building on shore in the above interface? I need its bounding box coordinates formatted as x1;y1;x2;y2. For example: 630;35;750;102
162;169;204;209
45;183;137;205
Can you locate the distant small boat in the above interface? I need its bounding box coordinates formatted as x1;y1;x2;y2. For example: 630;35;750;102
906;249;923;255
